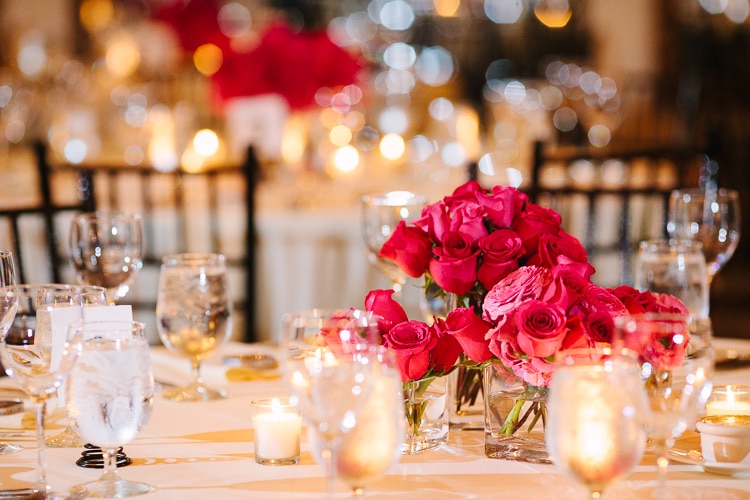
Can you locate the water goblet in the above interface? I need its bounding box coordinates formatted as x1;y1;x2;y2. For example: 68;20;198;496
667;187;741;286
69;212;144;304
633;239;709;321
65;320;155;498
156;253;233;402
0;284;96;498
279;309;381;499
614;313;713;498
0;250;20;456
360;191;427;295
335;347;404;497
547;347;648;499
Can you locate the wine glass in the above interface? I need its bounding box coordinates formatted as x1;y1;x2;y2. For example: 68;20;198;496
279;309;381;499
0;250;20;456
335;347;404;497
547;347;648;499
45;285;108;448
155;253;233;402
360;191;427;295
667;188;741;286
69;212;144;304
65;320;155;498
614;314;713;498
633;239;709;321
0;284;97;498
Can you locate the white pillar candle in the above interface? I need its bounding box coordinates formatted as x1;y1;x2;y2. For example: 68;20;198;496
251;398;301;465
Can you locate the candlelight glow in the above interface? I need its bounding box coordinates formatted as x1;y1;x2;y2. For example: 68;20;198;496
194;43;223;76
330;125;353;146
281;114;307;165
80;0;113;33
333;145;359;172
105;33;140;78
379;133;405;160
193;129;220;157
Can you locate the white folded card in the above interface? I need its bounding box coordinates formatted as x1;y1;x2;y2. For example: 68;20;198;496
47;305;133;372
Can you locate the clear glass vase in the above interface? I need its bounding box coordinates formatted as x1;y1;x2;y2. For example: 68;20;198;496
483;363;550;463
402;376;449;454
447;358;485;430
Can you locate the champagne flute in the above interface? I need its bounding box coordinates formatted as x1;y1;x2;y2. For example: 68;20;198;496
360;191;427;295
547;347;648;499
335;347;404;497
667;188;741;285
65;320;155;498
614;314;713;498
0;250;20;456
69;212;144;304
279;309;380;499
156;253;233;402
0;284;94;498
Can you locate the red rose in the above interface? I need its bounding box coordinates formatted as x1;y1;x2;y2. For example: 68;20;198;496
584;310;617;343
513;204;563;254
476;229;525;290
482;266;552;324
384;320;437;381
514;300;568;358
611;286;659;314
652;292;690;316
379;221;432;278
364;289;408;332
429;231;480;295
477;185;528;228
430;318;464;374
443;308;493;363
528;231;588;268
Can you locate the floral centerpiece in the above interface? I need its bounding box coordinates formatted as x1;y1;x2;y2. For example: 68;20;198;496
372;180;692;460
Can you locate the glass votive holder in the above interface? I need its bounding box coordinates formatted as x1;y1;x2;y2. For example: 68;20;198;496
706;385;750;417
697;415;750;463
251;398;301;465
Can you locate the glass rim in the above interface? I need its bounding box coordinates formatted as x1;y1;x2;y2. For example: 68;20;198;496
74;211;142;222
360;190;429;206
161;252;227;266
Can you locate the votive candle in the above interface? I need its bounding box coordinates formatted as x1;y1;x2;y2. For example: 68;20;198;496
706;385;750;417
251;398;301;465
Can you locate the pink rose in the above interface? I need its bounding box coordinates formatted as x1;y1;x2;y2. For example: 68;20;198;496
513;300;568;358
443;308;493;363
611;286;659;314
384;320;437;382
652;292;690;316
364;289;408;332
492;339;555;387
477;185;528;229
429;231;480;295
379;221;432;278
476;229;525;290
482;266;552;325
528;231;588;268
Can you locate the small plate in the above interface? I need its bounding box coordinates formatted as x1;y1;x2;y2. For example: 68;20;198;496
670;432;750;475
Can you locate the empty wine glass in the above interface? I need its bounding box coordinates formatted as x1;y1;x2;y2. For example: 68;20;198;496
69;212;144;304
0;284;95;498
65;320;155;498
614;314;713;498
547;347;648;499
279;309;381;499
360;191;427;295
0;250;20;456
156;253;233;402
335;347;404;497
667;188;741;286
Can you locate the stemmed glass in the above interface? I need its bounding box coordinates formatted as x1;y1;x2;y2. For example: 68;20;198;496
335;347;404;497
547;347;648;499
0;250;20;456
156;253;233;402
615;314;713;498
667;187;741;286
69;212;144;305
0;284;96;498
279;309;381;499
65;320;155;498
360;191;427;295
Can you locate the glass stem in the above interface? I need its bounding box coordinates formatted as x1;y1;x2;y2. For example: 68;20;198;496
33;399;49;496
656;452;670;499
101;448;120;497
190;359;203;389
321;442;338;500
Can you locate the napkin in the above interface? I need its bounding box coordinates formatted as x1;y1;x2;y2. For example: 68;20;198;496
0;411;33;430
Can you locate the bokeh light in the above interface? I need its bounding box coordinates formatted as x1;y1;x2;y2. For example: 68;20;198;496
379;133;406;160
193;43;223;77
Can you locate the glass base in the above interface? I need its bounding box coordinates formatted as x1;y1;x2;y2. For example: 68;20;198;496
70;478;154;498
161;384;228;402
45;425;84;448
0;442;21;455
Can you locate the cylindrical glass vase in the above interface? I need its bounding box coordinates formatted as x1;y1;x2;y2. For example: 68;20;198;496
402;376;449;455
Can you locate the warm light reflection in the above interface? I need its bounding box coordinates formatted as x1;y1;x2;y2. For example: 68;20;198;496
148;105;177;172
333;145;359;172
193;129;220;157
456;106;481;160
193;43;223;76
281;114;307;165
534;0;572;28
105;33;140;78
80;0;113;33
329;125;353;146
379;133;405;160
434;0;461;17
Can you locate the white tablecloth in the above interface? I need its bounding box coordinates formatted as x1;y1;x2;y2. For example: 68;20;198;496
1;338;750;499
